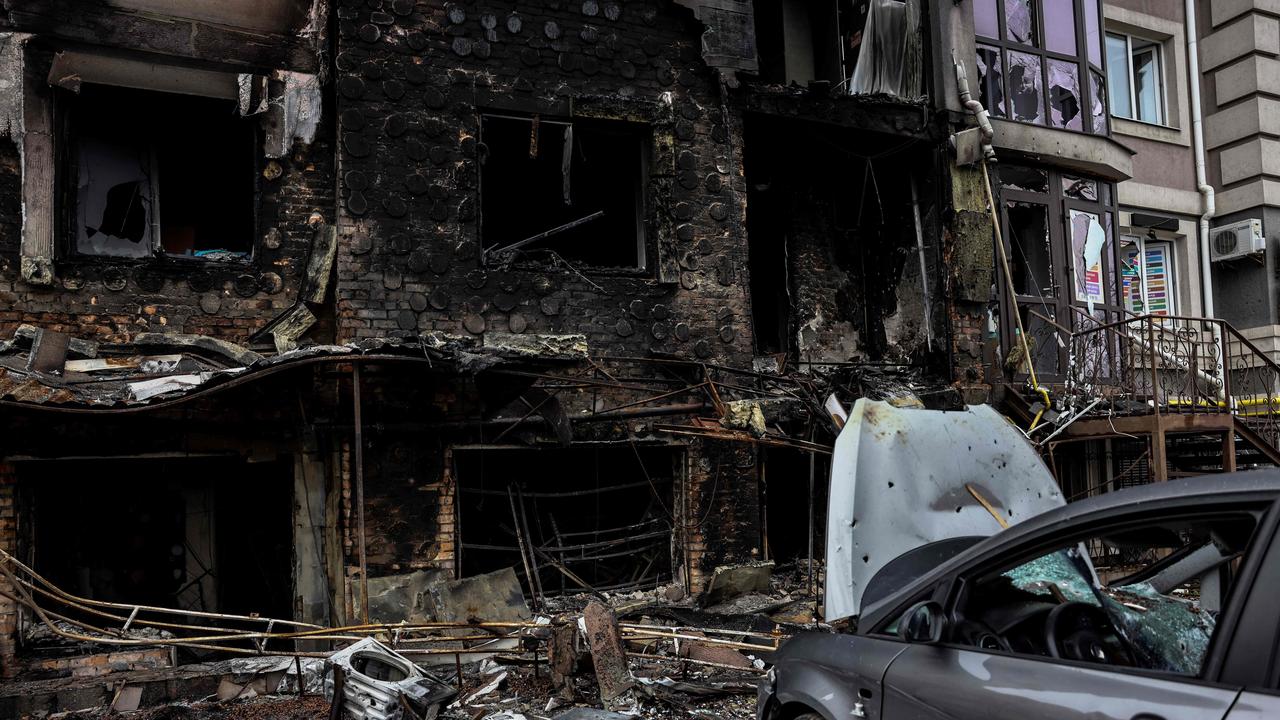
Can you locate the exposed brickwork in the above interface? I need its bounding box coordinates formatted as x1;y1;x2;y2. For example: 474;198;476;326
331;0;756;366
0;49;337;347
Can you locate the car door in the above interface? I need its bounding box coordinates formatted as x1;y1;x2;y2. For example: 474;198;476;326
877;499;1280;720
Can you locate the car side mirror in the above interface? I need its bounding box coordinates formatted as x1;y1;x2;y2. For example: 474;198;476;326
897;601;946;644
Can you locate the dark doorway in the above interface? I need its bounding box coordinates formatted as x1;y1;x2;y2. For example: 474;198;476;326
761;447;829;566
23;457;293;620
454;445;679;595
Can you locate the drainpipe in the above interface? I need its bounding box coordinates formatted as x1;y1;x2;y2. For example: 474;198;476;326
953;52;996;160
1186;0;1225;400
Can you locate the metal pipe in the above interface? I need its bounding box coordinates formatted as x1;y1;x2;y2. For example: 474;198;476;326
353;364;369;625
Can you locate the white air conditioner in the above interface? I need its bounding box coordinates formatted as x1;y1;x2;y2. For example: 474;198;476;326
1210;219;1265;262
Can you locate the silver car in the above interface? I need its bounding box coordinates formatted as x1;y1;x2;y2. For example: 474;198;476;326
758;471;1280;720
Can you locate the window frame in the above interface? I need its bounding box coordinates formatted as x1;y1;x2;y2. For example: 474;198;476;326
1107;31;1168;126
53;83;261;267
994;165;1121;382
476;111;652;274
975;0;1109;136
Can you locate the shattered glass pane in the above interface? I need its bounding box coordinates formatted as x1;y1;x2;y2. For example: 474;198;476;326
1062;175;1097;201
1084;0;1102;66
1004;0;1037;46
975;0;999;38
1070;208;1107;307
1048;59;1083;130
1007;51;1044;123
1043;0;1078;55
1005;552;1215;675
75;136;154;258
977;44;1006;117
1000;165;1048;193
1007;201;1052;296
1090;70;1107;133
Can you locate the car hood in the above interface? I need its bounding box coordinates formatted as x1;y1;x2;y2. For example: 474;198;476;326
824;400;1064;621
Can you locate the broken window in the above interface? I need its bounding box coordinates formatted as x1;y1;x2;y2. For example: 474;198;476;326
1007;201;1052;296
62;84;257;261
976;45;1006;117
952;512;1259;675
453;446;677;595
975;0;1106;135
479;114;647;269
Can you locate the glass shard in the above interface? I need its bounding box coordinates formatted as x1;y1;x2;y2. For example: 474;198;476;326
1048;59;1082;130
1000;165;1048;193
1004;0;1037;46
1090;70;1107;133
977;44;1006;117
1062;175;1097;201
1008;51;1044;123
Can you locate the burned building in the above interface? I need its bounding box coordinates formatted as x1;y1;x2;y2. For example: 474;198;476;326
0;0;1078;686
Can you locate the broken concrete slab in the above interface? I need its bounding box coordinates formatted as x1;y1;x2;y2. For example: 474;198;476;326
581;600;633;708
701;561;774;607
428;567;531;623
366;568;449;625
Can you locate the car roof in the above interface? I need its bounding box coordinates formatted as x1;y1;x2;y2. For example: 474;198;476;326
856;469;1280;629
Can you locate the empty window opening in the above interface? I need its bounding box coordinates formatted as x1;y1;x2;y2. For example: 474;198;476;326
18;457;293;660
454;446;677;595
63;84;257;261
744;113;938;360
479;114;647;269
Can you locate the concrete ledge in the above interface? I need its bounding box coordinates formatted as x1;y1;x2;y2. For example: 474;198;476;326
1215;55;1280;107
1205;97;1280;149
990;119;1134;180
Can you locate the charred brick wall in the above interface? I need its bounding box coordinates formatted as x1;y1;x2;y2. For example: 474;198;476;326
0;44;336;347
331;0;756;366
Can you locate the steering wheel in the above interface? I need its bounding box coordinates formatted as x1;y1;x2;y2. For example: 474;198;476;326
1044;601;1134;666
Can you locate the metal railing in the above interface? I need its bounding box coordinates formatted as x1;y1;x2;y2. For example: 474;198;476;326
1065;310;1280;448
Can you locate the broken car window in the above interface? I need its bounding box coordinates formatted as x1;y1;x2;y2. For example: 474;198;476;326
954;514;1258;676
66;84;256;262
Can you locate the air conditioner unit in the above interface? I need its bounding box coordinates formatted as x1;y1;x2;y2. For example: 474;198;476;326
1210;219;1265;262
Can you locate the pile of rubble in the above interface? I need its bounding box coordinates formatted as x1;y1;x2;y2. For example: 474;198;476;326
5;557;821;720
